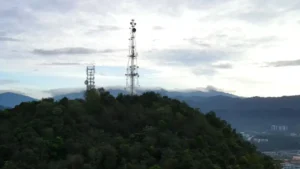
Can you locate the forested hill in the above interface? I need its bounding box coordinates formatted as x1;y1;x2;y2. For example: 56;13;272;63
0;89;280;169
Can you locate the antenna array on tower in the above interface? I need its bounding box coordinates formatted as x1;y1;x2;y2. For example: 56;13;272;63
125;19;139;95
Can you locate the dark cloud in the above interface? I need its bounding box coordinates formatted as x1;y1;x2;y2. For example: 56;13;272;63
192;63;232;77
212;63;233;69
100;49;127;53
266;59;300;67
98;25;121;31
153;26;164;30
40;62;82;66
0;6;35;21
32;47;126;56
0;79;19;85
147;49;228;66
0;4;38;35
186;36;279;50
0;37;20;42
146;48;233;77
86;25;122;34
184;38;211;48
197;85;235;94
33;47;97;55
206;85;224;92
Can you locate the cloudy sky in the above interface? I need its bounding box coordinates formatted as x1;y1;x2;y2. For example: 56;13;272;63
1;0;300;98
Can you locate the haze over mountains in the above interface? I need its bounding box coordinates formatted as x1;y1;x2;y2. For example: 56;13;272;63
0;86;236;107
1;87;300;132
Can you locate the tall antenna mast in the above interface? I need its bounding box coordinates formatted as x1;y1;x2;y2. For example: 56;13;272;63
125;19;139;95
85;64;96;91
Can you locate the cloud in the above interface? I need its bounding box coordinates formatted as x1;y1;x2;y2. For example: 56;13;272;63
153;26;164;30
192;67;218;76
184;38;211;48
185;36;279;50
0;79;19;85
192;62;233;77
266;59;300;67
1;0;300;97
147;49;229;67
0;37;20;42
212;63;233;69
234;10;282;24
207;0;300;24
32;47;126;56
33;47;97;55
98;72;106;76
98;25;121;31
195;85;235;93
191;62;233;77
40;62;82;66
86;25;122;34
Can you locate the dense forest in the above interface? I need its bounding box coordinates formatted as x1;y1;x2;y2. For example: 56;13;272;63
0;88;280;169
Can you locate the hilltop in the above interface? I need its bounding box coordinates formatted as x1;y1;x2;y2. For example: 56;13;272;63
0;88;279;168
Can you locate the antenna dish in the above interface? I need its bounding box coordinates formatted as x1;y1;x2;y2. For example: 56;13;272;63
84;80;88;85
132;28;136;32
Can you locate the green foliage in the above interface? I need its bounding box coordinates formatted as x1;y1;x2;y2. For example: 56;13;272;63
0;89;279;169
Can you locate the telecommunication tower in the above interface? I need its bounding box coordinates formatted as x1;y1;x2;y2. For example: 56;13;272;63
84;64;96;91
125;19;139;95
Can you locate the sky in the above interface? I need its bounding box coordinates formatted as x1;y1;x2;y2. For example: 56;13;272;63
1;0;300;98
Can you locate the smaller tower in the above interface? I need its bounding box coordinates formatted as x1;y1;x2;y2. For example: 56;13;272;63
85;64;96;91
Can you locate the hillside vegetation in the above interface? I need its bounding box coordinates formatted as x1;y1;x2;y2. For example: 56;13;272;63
0;89;279;169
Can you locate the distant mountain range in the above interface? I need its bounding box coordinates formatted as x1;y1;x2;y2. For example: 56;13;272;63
0;92;37;108
0;87;236;108
179;95;300;131
53;87;238;101
1;88;300;132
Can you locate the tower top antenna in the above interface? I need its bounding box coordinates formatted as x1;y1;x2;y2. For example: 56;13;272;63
125;19;139;95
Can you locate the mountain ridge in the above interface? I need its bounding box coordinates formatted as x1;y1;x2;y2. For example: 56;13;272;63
0;92;37;108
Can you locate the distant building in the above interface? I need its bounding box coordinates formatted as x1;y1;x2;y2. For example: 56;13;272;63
293;156;300;161
271;125;288;131
283;163;300;169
